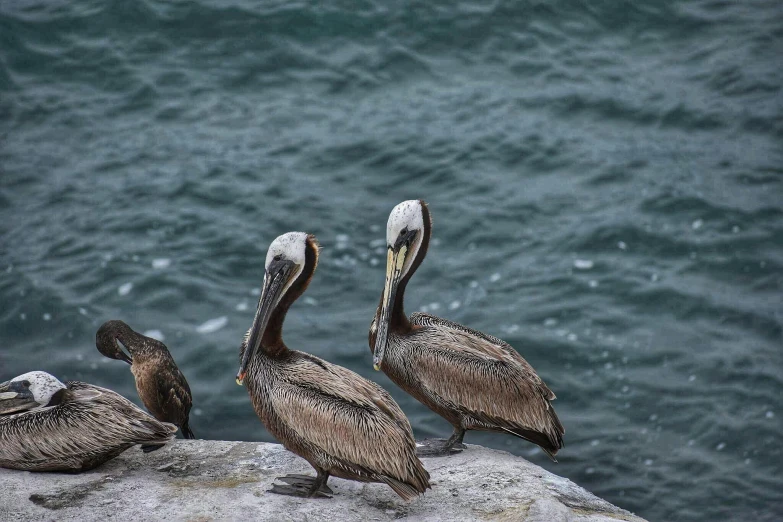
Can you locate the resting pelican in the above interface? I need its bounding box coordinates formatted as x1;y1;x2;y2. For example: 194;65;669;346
0;371;176;472
236;232;430;499
96;320;195;442
370;200;565;459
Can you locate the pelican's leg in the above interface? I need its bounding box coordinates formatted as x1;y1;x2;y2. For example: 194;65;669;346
269;470;333;498
415;427;466;457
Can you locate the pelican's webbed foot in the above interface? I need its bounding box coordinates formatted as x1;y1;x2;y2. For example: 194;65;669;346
415;438;466;457
269;473;333;498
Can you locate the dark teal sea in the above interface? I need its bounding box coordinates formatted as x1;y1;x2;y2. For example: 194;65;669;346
1;1;781;520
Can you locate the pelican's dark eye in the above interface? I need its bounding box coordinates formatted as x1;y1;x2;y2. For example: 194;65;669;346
273;254;282;261
399;227;408;236
22;380;31;387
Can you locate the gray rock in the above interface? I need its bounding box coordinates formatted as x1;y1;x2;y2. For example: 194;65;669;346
0;440;646;521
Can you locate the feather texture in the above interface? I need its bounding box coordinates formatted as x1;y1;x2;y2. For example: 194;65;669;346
0;381;176;472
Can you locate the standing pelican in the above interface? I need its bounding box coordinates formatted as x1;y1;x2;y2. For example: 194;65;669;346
0;371;176;472
236;232;430;499
96;320;195;442
370;200;565;459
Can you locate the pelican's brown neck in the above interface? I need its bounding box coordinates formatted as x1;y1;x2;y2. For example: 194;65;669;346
372;202;432;343
261;236;319;356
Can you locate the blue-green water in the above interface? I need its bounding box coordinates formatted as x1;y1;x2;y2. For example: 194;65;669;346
1;1;781;520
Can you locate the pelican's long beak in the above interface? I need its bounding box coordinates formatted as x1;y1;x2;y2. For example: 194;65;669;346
373;241;411;371
0;380;37;415
236;259;295;385
115;342;133;365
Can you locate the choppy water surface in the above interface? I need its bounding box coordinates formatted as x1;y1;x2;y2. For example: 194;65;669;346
1;1;781;520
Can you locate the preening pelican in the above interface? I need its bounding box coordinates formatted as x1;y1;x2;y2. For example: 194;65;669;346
0;371;176;472
236;232;430;499
370;200;565;459
96;320;195;443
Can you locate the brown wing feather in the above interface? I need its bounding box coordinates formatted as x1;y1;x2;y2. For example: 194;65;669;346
273;354;429;493
409;313;564;444
0;382;177;472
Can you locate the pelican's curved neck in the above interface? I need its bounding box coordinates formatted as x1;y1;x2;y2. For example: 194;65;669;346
261;240;318;356
378;204;432;338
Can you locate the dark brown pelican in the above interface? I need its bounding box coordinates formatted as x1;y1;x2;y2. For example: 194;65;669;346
0;371;176;472
96;320;195;442
370;200;565;459
236;232;430;499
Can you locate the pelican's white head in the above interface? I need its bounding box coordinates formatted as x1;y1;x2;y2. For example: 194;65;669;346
0;371;66;414
373;200;431;370
237;232;319;385
385;200;428;279
264;232;310;297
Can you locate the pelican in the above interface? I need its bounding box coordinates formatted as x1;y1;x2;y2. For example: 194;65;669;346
0;371;176;472
370;200;565;459
236;232;430;499
96;320;195;444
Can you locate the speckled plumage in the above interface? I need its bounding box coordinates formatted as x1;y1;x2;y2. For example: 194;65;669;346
96;321;195;439
0;378;176;472
239;233;430;500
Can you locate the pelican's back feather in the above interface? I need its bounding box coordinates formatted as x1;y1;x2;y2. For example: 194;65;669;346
0;382;177;472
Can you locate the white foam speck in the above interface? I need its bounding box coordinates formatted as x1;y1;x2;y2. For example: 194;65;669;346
651;273;659;282
604;362;613;369
574;259;594;270
469;280;479;288
489;272;501;283
196;316;228;334
78;307;88;316
586;467;595;475
744;458;751;465
732;225;740;233
303;297;318;306
336;234;349;242
152;258;171;269
369;238;385;248
42;313;51;321
644;459;653;466
235;301;248;312
688;439;695;446
649;414;658;422
544;318;558;327
618;241;627;250
688;375;696;382
567;333;578;341
691;219;703;230
143;329;165;341
589;280;599;288
590;439;600;446
132;255;139;262
428;302;440;311
19;313;26;320
90;362;98;370
716;442;726;451
118;282;133;296
369;258;379;266
621;385;630;393
76;353;84;361
5;264;12;273
505;324;520;334
766;411;774;419
194;408;203;416
449;300;461;310
250;287;260;296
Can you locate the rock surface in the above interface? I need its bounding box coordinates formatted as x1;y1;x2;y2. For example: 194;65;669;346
1;440;646;521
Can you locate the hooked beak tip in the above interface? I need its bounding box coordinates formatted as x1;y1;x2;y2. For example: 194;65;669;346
236;373;245;386
373;363;380;371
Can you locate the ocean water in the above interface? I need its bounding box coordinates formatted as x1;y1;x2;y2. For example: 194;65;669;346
1;1;781;520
